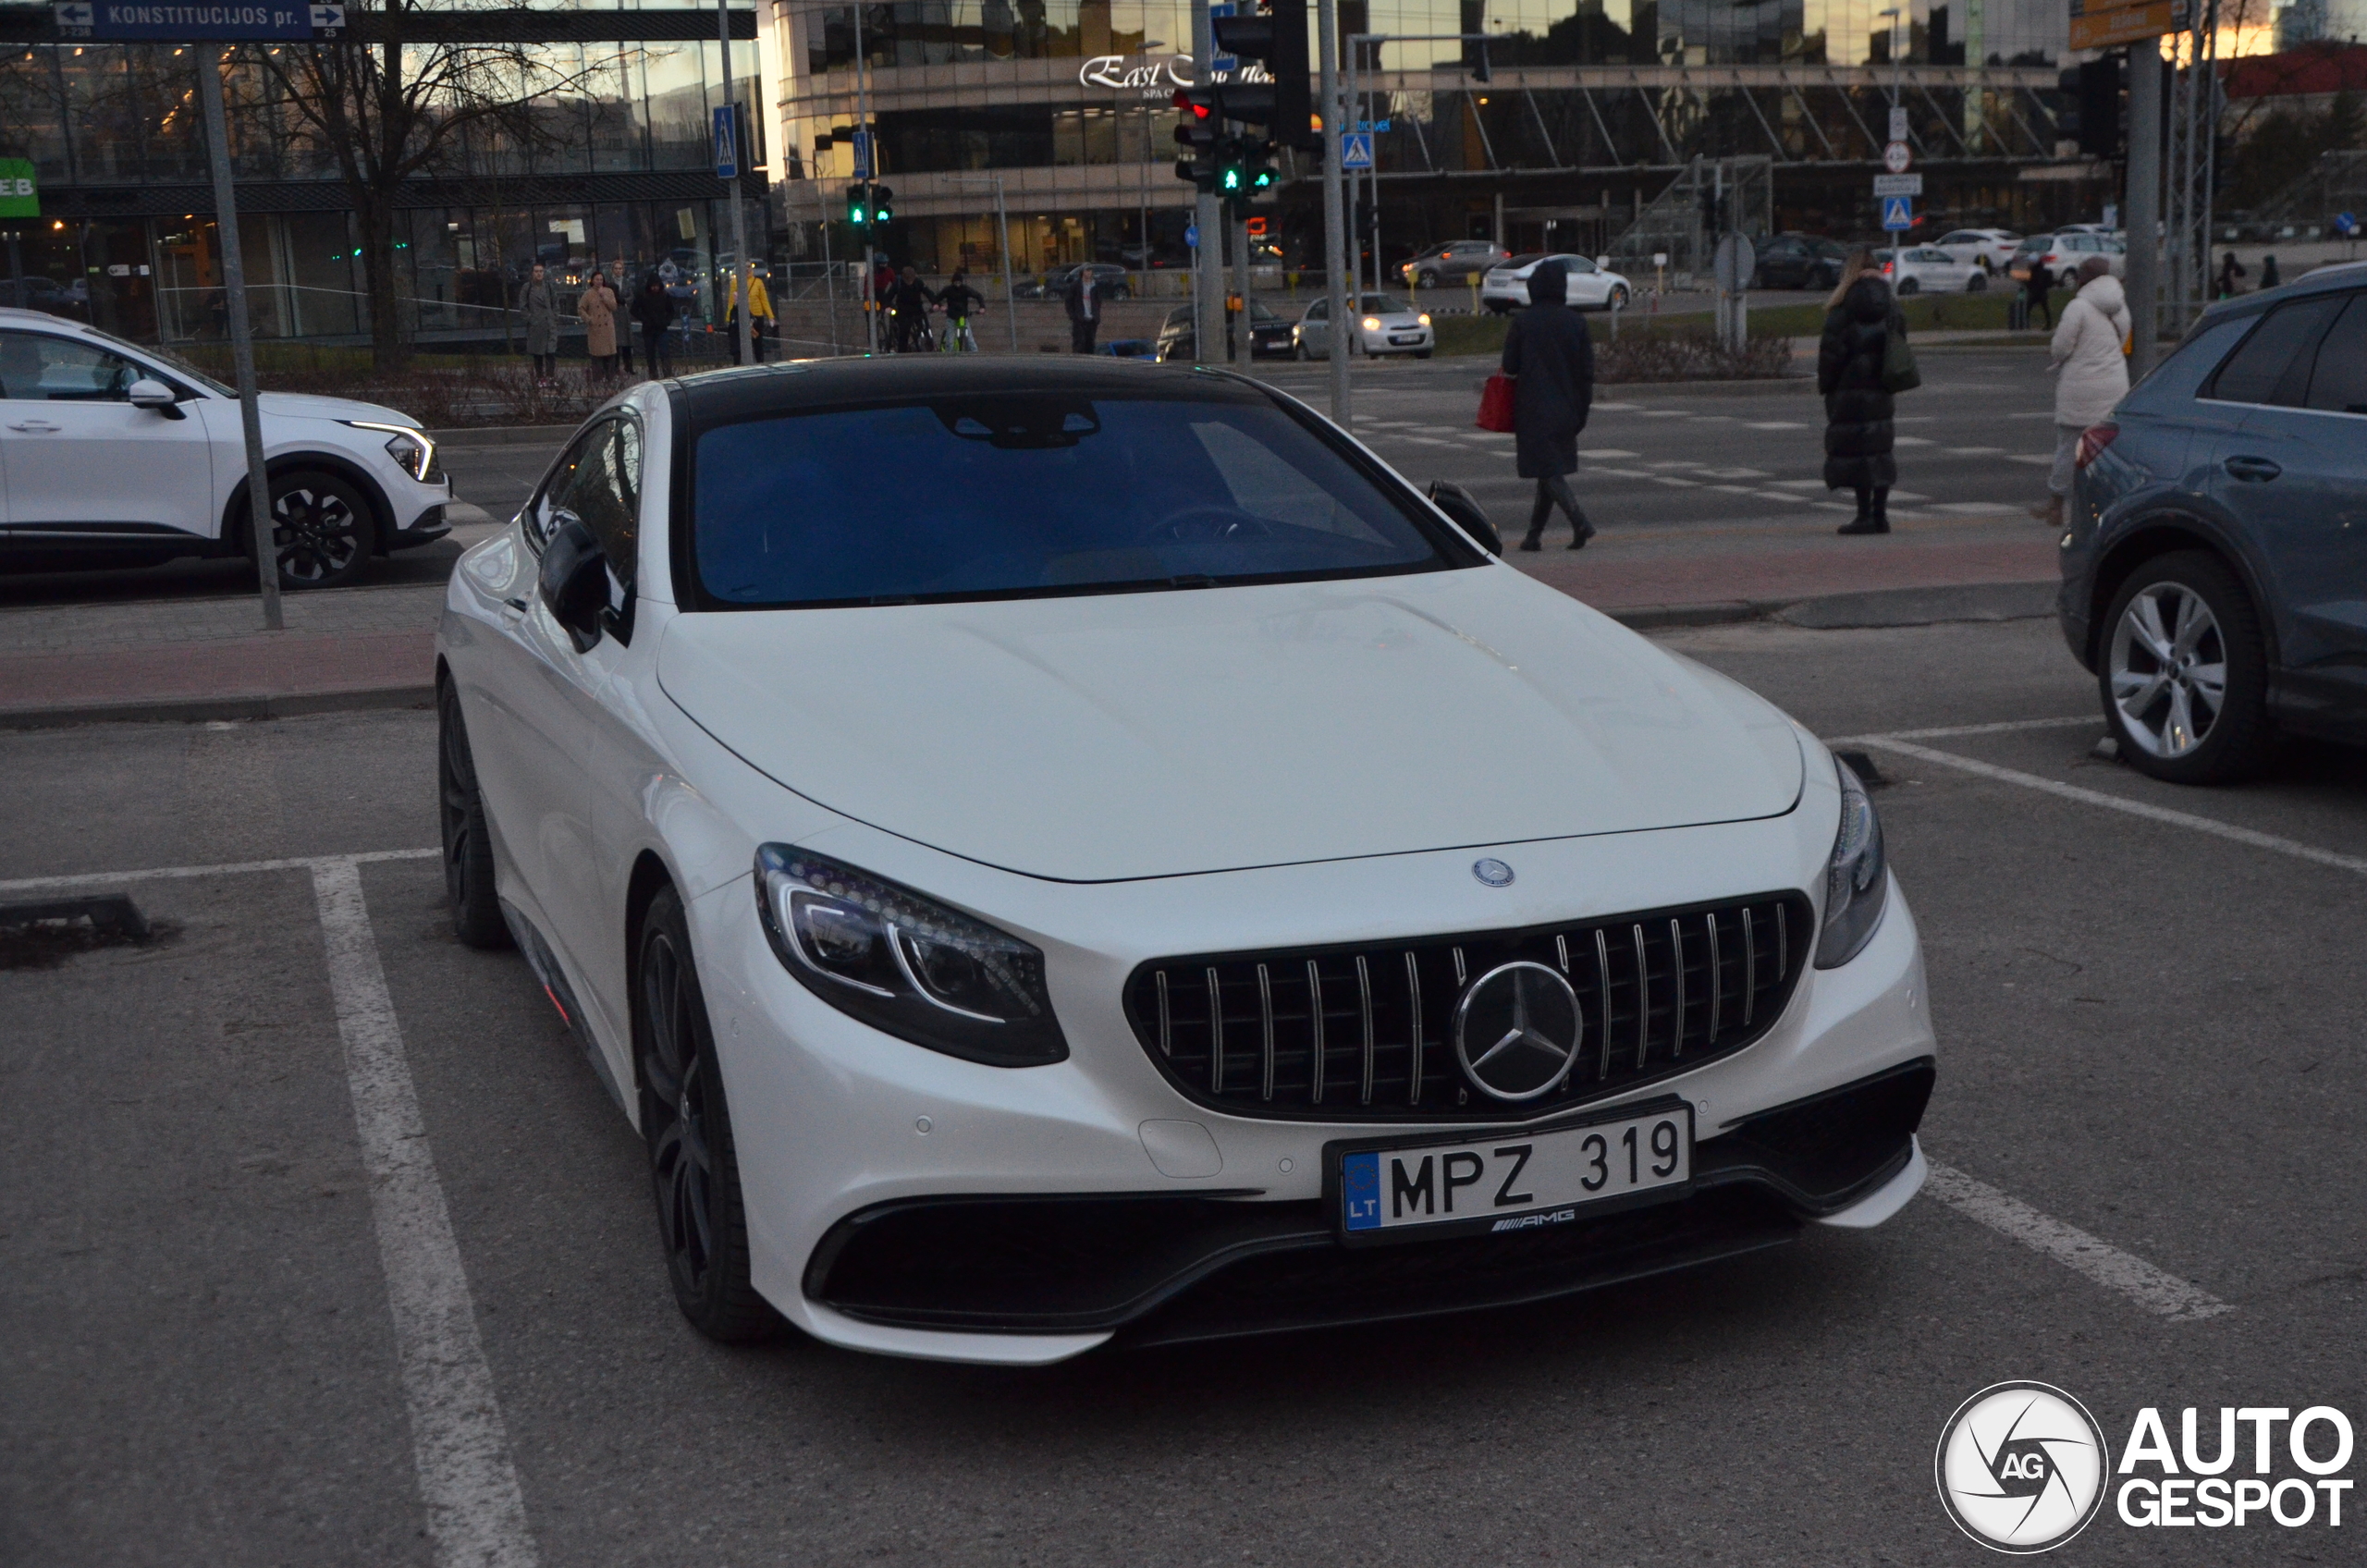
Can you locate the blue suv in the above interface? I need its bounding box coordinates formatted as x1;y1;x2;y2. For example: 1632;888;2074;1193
2059;261;2367;783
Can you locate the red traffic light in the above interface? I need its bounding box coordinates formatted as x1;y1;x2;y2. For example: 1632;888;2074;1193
1173;88;1213;121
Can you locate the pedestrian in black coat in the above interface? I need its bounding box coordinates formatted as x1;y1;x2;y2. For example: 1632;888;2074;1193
629;273;675;378
1818;251;1905;536
1501;258;1597;550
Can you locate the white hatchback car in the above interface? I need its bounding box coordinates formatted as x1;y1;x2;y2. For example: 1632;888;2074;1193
436;358;1937;1365
1879;246;1991;295
0;309;450;587
1294;293;1434;358
1481;253;1632;312
1930;228;2021;272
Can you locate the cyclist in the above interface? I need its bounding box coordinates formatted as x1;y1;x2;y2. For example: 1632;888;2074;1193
887;265;938;353
937;269;985;352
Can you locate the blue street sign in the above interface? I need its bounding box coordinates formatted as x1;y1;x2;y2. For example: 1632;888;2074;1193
2337;212;2359;237
53;2;340;39
1208;3;1237;73
850;129;871;180
1881;195;1914;232
1184;224;1198;249
1355;119;1392;134
1340;132;1374;170
712;104;738;180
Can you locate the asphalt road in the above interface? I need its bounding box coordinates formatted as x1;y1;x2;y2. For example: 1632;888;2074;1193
6;611;2362;1565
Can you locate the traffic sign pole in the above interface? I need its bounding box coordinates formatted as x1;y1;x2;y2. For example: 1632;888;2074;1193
716;0;753;369
196;45;282;631
1318;0;1349;425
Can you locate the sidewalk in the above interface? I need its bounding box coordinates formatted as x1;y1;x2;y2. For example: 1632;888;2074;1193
0;508;2059;729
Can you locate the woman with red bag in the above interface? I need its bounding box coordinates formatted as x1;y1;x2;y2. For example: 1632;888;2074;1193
1498;259;1597;550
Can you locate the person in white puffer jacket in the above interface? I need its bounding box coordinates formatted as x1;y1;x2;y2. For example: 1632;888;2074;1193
2034;257;2132;527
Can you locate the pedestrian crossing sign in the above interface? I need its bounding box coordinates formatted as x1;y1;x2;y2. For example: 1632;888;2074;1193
1881;195;1914;232
1340;132;1374;170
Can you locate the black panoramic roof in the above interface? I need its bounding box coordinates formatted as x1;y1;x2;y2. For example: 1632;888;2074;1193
668;355;1269;424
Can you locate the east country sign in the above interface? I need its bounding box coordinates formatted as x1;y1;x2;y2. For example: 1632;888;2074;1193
1077;54;1273;93
52;3;344;40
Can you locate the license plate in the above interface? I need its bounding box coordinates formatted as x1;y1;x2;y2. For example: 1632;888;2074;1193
1332;1102;1692;1244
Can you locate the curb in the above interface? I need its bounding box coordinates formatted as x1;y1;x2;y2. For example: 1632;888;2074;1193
1605;600;1768;630
0;683;435;731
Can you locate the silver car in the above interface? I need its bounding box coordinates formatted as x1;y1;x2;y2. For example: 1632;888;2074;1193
1295;293;1434;359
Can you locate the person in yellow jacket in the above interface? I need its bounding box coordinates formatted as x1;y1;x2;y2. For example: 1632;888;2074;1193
722;267;776;363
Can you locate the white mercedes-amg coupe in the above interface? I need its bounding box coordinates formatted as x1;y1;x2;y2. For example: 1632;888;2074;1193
436;357;1935;1365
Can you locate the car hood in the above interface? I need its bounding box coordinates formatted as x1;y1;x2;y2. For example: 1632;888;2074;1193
254;390;420;427
656;569;1803;884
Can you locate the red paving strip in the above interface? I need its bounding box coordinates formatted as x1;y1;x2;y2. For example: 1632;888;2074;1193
1513;532;2059;610
0;532;2057;722
0;630;435;720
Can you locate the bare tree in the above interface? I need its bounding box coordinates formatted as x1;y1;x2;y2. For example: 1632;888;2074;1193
243;2;606;369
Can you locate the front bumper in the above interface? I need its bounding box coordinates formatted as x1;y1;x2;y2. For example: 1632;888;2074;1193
803;1060;1932;1348
695;816;1936;1365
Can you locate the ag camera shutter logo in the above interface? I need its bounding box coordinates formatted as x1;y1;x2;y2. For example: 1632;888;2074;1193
1935;1381;2110;1552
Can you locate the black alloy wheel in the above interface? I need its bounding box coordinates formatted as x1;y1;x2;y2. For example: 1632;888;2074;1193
436;680;510;949
270;470;374;590
637;887;777;1343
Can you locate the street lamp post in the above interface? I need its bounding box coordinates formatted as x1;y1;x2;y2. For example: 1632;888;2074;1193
717;0;754;367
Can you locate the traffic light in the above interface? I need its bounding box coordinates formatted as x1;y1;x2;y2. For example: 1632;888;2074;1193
1219;135;1278;218
1173;87;1222;192
2073;55;2122;158
845;181;871;227
1210;0;1314;149
871;184;895;223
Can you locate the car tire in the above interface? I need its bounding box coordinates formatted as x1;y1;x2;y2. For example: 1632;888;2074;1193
636;885;779;1344
437;679;511;950
1415;349;1433;359
267;469;375;590
1967;273;1988;292
1608;284;1628;310
1896;277;1919;296
2099;551;2272;786
1295;341;1311;361
1417;269;1440;288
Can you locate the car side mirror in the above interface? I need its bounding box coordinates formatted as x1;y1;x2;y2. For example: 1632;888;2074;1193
128;378;183;419
538;515;609;653
1428;480;1502;556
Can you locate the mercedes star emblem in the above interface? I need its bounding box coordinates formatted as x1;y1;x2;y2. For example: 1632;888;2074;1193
1452;961;1583;1101
1472;858;1515;888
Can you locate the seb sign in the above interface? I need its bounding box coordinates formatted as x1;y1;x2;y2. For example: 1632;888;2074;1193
0;158;36;218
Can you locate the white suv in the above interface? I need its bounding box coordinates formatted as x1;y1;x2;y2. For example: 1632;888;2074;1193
0;309;451;589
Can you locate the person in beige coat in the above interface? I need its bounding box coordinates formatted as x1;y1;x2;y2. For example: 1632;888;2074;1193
2034;256;2130;528
579;270;621;379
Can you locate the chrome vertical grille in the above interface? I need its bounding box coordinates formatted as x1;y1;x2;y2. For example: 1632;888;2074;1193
1122;892;1811;1123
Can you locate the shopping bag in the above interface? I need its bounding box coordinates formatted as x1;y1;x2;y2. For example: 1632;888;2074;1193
1477;373;1517;432
1880;322;1921;394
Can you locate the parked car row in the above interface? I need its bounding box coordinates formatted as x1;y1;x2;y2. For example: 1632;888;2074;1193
1153;294;1436;361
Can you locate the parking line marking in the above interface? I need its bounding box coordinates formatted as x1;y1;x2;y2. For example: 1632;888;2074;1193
1849;735;2367;877
1835;716;2093;743
311;857;540;1568
0;846;438;896
1924;1161;2235;1321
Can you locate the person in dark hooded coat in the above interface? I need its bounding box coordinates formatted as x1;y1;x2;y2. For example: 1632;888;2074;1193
1500;257;1597;549
1817;249;1906;534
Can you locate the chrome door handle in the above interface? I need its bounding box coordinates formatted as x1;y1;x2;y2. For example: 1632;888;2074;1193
7;419;58;432
2224;455;2282;483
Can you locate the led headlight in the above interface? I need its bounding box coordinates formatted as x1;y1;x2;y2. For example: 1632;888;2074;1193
754;845;1067;1066
344;420;439;483
1814;756;1889;969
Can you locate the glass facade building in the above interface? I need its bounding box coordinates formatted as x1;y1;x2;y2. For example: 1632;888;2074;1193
0;4;769;348
771;0;2095;279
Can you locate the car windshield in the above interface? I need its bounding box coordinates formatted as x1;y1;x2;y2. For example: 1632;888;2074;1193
1357;295;1412;314
689;387;1467;609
